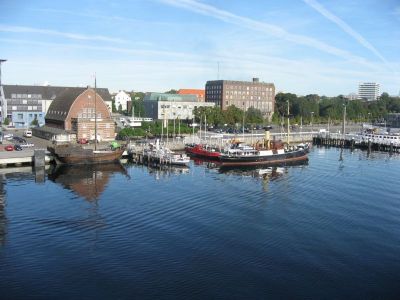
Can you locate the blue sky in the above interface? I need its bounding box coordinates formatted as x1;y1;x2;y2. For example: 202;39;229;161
0;0;399;96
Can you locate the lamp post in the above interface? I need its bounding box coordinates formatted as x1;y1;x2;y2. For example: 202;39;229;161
310;111;314;132
342;104;347;139
0;59;7;123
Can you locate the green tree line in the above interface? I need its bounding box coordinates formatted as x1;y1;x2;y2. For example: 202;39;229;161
274;92;400;125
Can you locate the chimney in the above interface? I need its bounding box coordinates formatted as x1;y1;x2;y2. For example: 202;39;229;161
252;78;259;83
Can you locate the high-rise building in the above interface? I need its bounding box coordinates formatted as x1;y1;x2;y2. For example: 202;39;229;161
358;82;380;101
205;78;275;120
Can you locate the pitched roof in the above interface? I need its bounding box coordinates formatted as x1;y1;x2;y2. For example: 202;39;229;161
46;87;111;122
2;84;112;102
3;85;67;100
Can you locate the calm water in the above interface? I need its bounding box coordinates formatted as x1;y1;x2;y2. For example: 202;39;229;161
1;148;400;299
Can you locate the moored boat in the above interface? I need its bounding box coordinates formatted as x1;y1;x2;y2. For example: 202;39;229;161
47;143;125;165
185;143;221;159
219;142;309;167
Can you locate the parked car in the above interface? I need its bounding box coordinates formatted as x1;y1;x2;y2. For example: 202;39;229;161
24;130;32;138
3;133;13;140
13;136;26;143
77;138;88;144
5;144;14;151
14;144;23;151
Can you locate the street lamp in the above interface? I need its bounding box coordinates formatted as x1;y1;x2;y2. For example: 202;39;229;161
310;111;314;132
0;59;6;88
0;59;7;123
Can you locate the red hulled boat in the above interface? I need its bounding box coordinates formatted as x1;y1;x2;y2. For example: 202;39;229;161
185;144;221;160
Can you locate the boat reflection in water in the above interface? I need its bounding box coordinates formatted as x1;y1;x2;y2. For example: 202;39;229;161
144;164;190;181
48;163;129;201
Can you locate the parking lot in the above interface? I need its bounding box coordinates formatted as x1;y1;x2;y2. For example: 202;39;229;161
0;128;51;155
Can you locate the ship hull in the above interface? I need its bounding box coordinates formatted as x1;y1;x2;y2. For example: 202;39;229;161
219;149;308;167
185;144;221;160
48;145;125;165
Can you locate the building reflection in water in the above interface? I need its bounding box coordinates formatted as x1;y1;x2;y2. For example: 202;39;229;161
48;163;129;201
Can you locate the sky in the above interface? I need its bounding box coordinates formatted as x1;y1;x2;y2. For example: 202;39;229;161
0;0;399;96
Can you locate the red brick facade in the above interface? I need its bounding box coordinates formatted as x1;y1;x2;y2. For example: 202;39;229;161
48;88;116;141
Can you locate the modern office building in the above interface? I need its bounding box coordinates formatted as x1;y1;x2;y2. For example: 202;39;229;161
178;89;205;102
143;92;214;121
1;85;112;128
205;78;275;120
358;82;380;101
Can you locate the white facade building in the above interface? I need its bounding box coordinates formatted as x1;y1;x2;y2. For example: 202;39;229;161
358;83;380;101
114;90;131;111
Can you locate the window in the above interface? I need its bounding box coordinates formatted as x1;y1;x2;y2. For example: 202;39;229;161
23;100;27;104
11;94;16;98
28;106;32;110
18;114;23;120
12;106;17;110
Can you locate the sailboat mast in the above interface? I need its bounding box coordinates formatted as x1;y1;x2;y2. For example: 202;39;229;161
94;75;97;151
287;100;290;146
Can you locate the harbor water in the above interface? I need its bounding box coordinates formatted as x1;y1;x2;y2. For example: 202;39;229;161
0;147;400;299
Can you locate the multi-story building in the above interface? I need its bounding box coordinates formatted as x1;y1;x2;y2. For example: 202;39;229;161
178;89;205;102
1;85;111;128
114;90;131;112
205;78;275;120
143;92;214;121
358;82;380;101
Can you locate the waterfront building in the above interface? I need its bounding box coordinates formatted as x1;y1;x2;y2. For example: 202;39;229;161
143;92;214;121
178;89;205;102
113;90;131;112
1;85;112;128
205;78;275;120
358;82;380;101
38;87;115;142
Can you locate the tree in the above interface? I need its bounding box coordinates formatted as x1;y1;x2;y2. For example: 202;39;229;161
165;89;178;94
3;117;10;125
246;107;263;124
31;118;39;127
112;101;117;113
118;104;122;113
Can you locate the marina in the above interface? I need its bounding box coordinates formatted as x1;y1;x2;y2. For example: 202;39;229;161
1;147;400;299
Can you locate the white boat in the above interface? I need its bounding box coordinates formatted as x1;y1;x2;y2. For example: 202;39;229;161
144;140;190;166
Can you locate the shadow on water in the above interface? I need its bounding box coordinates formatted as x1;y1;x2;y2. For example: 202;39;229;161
48;162;129;202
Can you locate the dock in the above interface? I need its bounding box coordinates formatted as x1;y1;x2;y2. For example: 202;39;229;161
313;133;400;153
0;149;54;168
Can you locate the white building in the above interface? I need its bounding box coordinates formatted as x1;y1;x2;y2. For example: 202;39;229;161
143;93;215;120
358;82;380;101
114;90;131;111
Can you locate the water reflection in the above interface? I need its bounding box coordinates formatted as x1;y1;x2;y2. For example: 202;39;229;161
48;163;129;201
145;164;190;180
0;177;6;246
219;166;286;180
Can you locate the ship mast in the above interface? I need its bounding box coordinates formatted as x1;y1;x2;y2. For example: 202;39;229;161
287;100;290;146
94;75;97;151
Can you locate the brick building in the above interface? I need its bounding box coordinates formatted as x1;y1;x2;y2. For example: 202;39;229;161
205;78;275;120
44;87;115;141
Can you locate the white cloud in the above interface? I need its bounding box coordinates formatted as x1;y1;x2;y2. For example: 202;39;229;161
303;0;389;65
0;24;126;43
159;0;370;65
